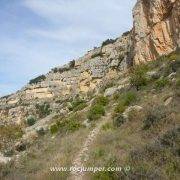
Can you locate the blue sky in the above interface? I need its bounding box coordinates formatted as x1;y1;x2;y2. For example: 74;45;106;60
0;0;136;97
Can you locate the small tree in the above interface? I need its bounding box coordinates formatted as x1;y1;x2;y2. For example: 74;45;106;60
36;102;52;118
26;116;36;126
130;66;148;90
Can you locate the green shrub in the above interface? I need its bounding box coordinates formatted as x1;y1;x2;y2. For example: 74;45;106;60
65;116;81;132
93;96;109;106
87;104;105;121
36;102;52;118
155;77;169;89
113;115;126;127
93;156;118;179
87;96;108;121
73;103;87;112
130;65;148;90
26;116;36;126
50;124;58;134
3;149;14;157
29;75;46;84
54;114;81;134
102;39;116;47
68;97;87;112
122;91;137;106
114;103;126;115
113;91;137;117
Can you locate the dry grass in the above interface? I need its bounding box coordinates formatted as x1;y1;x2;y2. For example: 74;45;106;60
84;67;180;179
4;127;91;180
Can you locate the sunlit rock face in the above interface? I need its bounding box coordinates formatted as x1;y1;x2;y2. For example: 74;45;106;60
132;0;180;64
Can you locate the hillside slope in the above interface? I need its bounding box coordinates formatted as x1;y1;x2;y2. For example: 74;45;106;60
0;0;180;179
1;49;179;180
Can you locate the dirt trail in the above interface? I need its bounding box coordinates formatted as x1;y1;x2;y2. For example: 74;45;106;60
69;113;111;180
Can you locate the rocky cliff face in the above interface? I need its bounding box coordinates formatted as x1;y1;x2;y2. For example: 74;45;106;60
132;0;180;64
0;34;131;124
0;0;179;125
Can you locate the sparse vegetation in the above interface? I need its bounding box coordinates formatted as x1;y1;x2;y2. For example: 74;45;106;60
35;102;52;118
93;96;109;106
155;77;170;89
102;122;113;131
29;75;46;84
87;104;105;121
100;81;115;93
113;114;126;127
114;103;126;115
113;91;137;117
87;96;108;121
142;105;167;130
50;123;58;134
68;97;87;112
176;78;180;87
26;116;37;126
0;124;23;141
65;115;81;132
130;65;149;90
50;113;82;134
127;127;180;179
102;38;117;47
92;156;119;180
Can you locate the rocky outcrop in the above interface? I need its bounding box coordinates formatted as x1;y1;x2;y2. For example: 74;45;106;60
0;33;131;125
0;33;131;104
132;0;180;64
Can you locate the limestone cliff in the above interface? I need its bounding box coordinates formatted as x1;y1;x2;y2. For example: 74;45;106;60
132;0;180;64
0;34;131;124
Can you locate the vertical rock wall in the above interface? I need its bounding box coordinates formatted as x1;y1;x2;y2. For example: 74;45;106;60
132;0;180;64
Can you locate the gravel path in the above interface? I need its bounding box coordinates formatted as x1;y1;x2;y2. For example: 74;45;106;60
69;113;111;180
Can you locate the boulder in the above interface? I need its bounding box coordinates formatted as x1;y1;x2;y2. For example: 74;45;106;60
110;59;119;67
168;72;176;80
123;105;143;120
164;97;173;106
117;84;130;92
35;126;46;135
104;87;118;97
82;119;91;127
0;153;11;164
146;71;159;80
